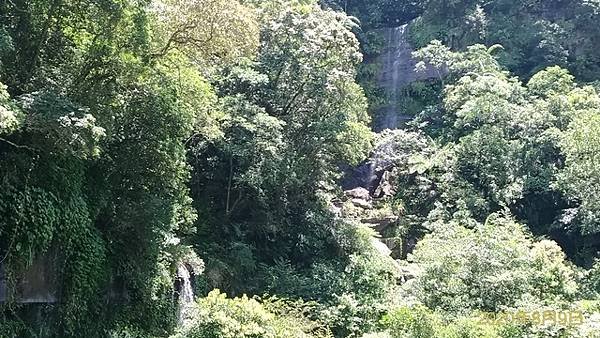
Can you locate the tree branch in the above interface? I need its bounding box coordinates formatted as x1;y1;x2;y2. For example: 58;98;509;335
0;137;36;152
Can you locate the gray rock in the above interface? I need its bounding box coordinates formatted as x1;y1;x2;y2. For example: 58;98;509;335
361;215;398;233
345;187;371;200
371;238;392;256
396;262;421;283
351;198;373;209
373;169;398;198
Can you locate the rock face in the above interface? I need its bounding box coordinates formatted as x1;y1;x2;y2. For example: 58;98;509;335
362;215;399;233
373;169;398;199
345;187;371;201
342;131;404;195
0;253;58;303
373;24;440;132
397;262;421;283
338;155;400;256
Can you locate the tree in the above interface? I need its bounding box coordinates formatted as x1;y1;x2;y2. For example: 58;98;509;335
149;0;259;62
411;214;578;313
557;101;600;234
188;3;374;297
0;0;222;335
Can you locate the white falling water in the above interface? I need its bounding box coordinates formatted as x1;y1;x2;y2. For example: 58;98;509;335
342;23;443;191
176;263;194;325
376;23;439;131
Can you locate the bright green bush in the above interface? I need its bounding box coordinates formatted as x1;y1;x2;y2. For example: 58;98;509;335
381;305;438;338
260;252;398;337
411;214;578;313
377;306;499;338
174;290;331;338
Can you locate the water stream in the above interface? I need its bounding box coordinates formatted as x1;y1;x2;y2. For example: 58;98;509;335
343;23;439;190
176;263;194;325
374;23;439;132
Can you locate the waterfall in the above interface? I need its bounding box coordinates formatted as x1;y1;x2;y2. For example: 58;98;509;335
343;22;440;190
377;24;412;131
176;263;194;325
375;23;439;132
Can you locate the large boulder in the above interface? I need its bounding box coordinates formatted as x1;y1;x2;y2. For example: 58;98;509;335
373;169;399;198
361;215;398;233
345;187;371;200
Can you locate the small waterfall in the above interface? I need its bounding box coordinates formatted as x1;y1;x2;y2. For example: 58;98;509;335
375;23;439;132
342;22;442;192
176;263;194;325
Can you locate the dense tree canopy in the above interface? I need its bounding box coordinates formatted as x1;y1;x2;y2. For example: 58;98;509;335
2;0;600;337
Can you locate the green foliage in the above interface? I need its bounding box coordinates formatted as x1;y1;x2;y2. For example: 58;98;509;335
381;305;437;338
374;302;600;338
0;187;59;265
322;0;422;30
149;0;259;62
582;259;600;298
402;0;600;80
256;223;398;337
376;305;502;338
409;41;600;238
318;251;398;336
453;127;521;217
19;91;106;157
5;1;600;337
174;290;331;338
557;100;600;234
0;0;219;335
527;66;575;98
189;5;375;312
0;82;21;134
411;214;578;313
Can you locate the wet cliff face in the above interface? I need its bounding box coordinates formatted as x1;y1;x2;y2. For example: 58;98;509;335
343;24;439;191
373;24;439;131
0;254;58;304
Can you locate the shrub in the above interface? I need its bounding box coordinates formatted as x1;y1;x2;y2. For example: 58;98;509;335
377;306;499;338
381;305;437;338
411;214;578;313
174;290;330;338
